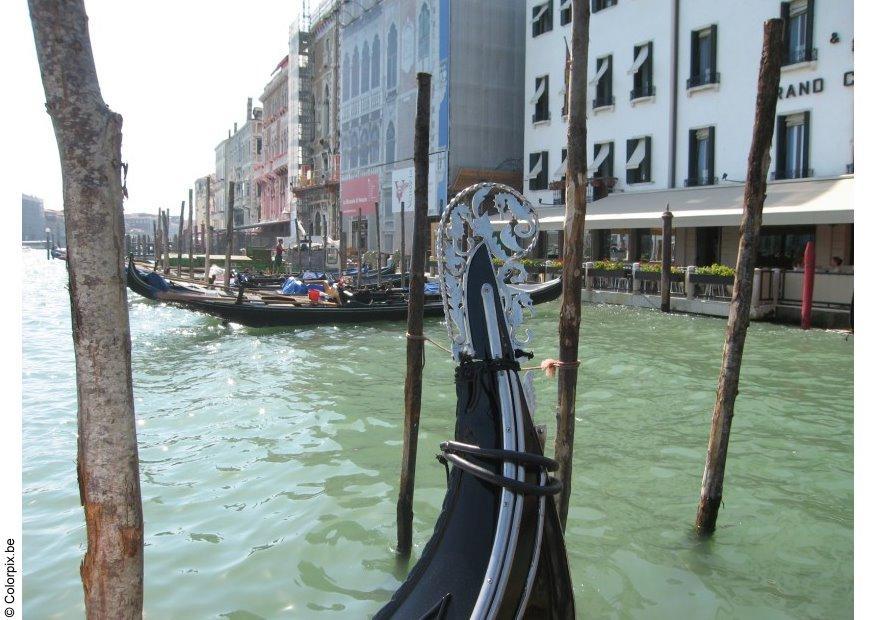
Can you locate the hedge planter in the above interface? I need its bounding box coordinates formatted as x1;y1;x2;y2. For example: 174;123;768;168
589;268;628;279
690;273;735;286
637;270;685;282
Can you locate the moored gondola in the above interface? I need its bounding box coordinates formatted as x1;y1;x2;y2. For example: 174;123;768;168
376;183;575;618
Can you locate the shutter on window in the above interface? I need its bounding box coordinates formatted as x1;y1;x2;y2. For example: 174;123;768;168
801;111;811;176
707;126;716;184
606;56;613;98
775;115;787;178
780;2;791;63
541;151;549;188
688;129;697;183
644;137;652;181
647;42;653;83
709;25;718;78
690;30;698;78
805;0;815;57
607;142;614;178
626;138;635;184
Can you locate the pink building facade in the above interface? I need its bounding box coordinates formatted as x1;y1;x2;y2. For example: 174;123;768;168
256;56;290;225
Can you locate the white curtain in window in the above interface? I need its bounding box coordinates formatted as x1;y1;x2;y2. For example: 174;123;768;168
592;143;610;170
530;78;546;104
531;3;548;23
526;153;543;179
625;139;646;170
589;58;609;85
627;45;649;75
553;153;567;178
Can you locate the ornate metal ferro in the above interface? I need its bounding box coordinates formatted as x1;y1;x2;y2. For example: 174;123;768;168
437;182;540;362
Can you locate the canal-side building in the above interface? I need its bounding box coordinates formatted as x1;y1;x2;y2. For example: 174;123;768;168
255;55;292;242
291;0;342;244
523;0;854;271
213;99;263;232
194;174;217;234
22;194;45;241
44;209;66;247
339;0;526;254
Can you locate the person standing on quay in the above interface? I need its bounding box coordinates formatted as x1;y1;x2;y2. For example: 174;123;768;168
274;238;284;274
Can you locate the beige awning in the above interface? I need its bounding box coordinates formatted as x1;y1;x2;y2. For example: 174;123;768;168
625;139;646;170
589;58;609;86
628;45;650;75
514;176;855;231
592;143;610;171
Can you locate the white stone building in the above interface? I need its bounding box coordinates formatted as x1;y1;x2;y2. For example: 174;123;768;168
524;0;853;271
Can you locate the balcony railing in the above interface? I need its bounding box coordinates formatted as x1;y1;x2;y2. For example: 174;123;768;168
687;70;720;89
783;47;818;66
630;85;655;100
592;94;615;109
772;168;813;181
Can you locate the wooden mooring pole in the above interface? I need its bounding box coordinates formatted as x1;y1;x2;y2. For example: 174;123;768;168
661;207;673;312
188;188;194;279
695;19;783;536
375;201;382;286
400;201;406;287
357;207;363;288
29;0;144;614
224;181;235;290
555;0;590;530
204;183;212;286
800;241;814;329
177;200;185;276
396;72;431;557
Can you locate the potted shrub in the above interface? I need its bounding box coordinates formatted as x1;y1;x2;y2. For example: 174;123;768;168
636;262;685;282
690;263;735;285
589;260;628;279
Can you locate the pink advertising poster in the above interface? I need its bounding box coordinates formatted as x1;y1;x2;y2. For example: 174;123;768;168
340;174;380;215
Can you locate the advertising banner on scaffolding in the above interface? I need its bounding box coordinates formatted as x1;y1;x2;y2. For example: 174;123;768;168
340;174;380;215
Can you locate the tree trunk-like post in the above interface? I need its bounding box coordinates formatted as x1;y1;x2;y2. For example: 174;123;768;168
323;213;329;274
400;201;406;287
163;210;171;272
375;201;382;286
46;228;51;259
224;181;235;290
396;72;431;557
661;208;673;312
188;188;194;279
204;184;212;286
152;217;159;269
357;208;363;288
555;0;590;530
177;200;185;276
339;212;346;280
695;19;783;536
28;1;143;615
800;241;814;329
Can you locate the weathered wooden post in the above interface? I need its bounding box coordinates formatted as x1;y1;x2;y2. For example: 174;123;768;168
375;201;382;286
801;241;815;329
695;19;783;536
323;213;328;273
661;207;673;312
177;200;185;276
45;227;51;259
338;212;346;280
203;182;212;286
357;207;363;288
555;0;590;529
396;71;431;557
224;181;235;289
188;188;194;279
163;210;171;272
400;200;406;287
152;216;159;268
28;0;143;614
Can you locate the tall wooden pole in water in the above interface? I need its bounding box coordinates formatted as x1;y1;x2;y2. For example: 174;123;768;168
28;0;143;615
224;181;235;290
163;209;171;272
357;207;363;288
400;201;406;287
204;182;212;286
696;19;783;536
661;208;673;312
800;241;814;329
375;201;382;286
555;0;590;529
396;72;431;557
188;188;194;279
177;200;185;276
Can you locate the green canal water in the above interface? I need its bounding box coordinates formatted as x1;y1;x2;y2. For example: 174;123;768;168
22;250;853;618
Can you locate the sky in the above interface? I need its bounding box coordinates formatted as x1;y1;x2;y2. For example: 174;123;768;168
6;0;302;215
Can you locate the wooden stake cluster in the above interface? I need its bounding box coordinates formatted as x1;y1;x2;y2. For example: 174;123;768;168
554;0;590;529
28;0;143;615
661;208;673;312
396;72;431;557
204;181;212;286
224;181;235;290
188;188;194;279
695;19;783;536
177;200;185;276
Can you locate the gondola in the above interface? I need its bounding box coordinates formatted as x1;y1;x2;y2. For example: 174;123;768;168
126;257;562;328
376;183;575;618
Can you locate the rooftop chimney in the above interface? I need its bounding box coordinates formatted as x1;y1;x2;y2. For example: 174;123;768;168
234;122;238;133
247;97;253;120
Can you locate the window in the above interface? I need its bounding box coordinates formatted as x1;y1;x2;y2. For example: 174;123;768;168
757;225;815;268
560;0;571;25
342;54;350;101
687;127;715;186
361;41;370;93
385;122;395;165
256;136;262;156
781;0;816;65
625;137;651;184
775;112;810;179
592;0;618;13
370;125;379;163
322;85;330;137
555;148;568;182
532;75;550;123
350;131;359;170
630;42;654;100
387;25;398;90
531;2;553;38
371;35;380;88
359;128;369;167
592;55;613;108
418;3;431;61
592;142;614;179
528;151;549;191
351;48;360;97
688;25;719;88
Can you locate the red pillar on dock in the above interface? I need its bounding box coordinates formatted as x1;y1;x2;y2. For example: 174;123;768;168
801;240;815;330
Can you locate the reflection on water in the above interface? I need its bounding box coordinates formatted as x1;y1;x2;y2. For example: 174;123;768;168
22;250;852;618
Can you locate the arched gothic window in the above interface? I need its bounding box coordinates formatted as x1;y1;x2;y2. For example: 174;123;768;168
361;41;370;93
418;4;431;61
342;54;350;101
322;84;330;137
385;122;396;165
351;47;360;97
371;35;381;89
387;25;398;89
